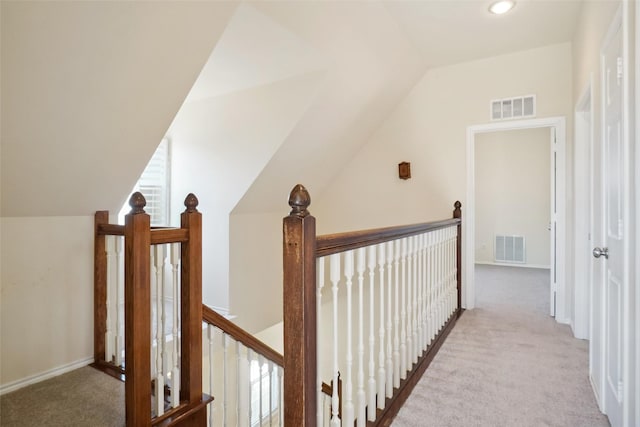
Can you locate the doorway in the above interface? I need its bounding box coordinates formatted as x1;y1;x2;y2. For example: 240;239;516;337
464;117;566;323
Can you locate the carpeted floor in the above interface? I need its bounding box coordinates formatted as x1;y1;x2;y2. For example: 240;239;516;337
392;264;609;427
0;366;124;426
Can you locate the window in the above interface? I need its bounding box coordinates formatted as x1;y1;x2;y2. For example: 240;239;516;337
119;138;171;226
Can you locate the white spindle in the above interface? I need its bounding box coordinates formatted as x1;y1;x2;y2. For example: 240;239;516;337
429;231;436;341
408;237;415;368
438;230;444;327
411;236;418;363
317;257;325;427
258;355;264;427
222;333;228;426
416;235;424;354
420;234;429;351
393;239;401;388
208;325;216;427
115;236;124;366
170;243;180;408
330;253;341;427
356;248;366;426
377;243;385;409
105;236;115;363
343;251;355;427
154;244;165;416
247;349;253;427
278;366;284;427
400;238;407;379
385;241;394;398
268;361;274;427
367;245;376;421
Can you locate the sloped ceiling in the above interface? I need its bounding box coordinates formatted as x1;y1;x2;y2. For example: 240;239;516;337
1;0;583;217
1;1;238;216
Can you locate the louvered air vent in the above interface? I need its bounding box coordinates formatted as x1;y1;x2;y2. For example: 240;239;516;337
491;95;536;121
494;235;526;264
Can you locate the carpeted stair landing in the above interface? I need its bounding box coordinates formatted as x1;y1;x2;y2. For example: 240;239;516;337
392;265;609;427
1;366;124;427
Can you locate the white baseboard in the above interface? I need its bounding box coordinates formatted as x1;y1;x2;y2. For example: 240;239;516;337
0;356;94;396
475;261;550;269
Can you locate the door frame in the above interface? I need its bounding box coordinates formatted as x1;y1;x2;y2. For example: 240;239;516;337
574;79;594;340
465;116;566;323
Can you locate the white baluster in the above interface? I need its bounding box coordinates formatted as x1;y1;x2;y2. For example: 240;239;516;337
154;244;165;416
247;349;253;427
259;355;264;427
400;238;407;379
170;243;180;408
427;232;435;343
329;253;341;427
413;236;422;363
208;325;216;427
413;235;422;354
407;236;418;369
222;333;229;427
393;239;401;388
236;342;243;427
385;241;394;398
268;361;274;427
377;243;386;409
278;366;284;427
438;230;444;328
367;245;376;421
115;236;124;367
105;236;115;363
416;234;424;354
317;257;325;427
343;251;355;427
421;233;428;351
356;248;366;426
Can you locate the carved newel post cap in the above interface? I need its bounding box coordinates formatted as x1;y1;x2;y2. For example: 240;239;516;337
129;192;146;214
288;184;311;217
184;193;199;213
454;201;462;210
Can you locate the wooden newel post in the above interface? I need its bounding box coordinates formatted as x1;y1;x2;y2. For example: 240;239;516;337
283;184;317;426
453;201;462;317
94;210;109;364
180;193;204;415
124;192;152;426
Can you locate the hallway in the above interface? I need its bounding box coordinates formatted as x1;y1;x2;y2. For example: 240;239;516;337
393;265;608;426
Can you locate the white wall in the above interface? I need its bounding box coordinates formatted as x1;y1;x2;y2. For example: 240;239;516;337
168;73;321;311
0;217;94;390
229;212;283;333
475;128;550;267
0;1;236;391
1;1;236;217
314;43;572;235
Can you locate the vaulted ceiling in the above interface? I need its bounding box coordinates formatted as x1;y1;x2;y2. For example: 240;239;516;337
1;0;584;217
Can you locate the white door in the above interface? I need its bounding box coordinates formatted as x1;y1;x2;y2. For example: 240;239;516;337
595;11;625;426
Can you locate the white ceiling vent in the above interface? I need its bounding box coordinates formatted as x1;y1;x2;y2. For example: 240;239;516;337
490;95;536;121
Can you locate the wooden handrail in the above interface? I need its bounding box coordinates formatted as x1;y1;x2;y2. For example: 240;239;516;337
97;223;125;236
316;218;461;257
202;305;284;367
283;184;463;426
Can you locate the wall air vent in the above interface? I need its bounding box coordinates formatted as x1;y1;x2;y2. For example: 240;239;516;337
490;95;536;121
495;235;526;264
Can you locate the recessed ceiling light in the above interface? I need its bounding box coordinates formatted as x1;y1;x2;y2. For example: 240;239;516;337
489;0;516;15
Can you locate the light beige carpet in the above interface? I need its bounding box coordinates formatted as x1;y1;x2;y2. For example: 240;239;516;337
392;265;609;427
0;366;124;426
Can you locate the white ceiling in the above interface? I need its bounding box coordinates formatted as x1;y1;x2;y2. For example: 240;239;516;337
384;0;584;68
186;0;584;102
